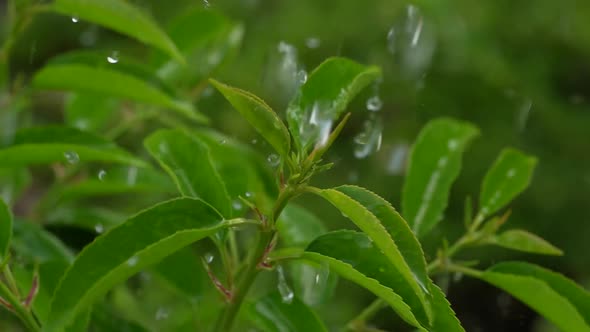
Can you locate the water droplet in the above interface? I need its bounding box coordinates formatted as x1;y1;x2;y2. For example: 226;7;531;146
267;154;280;167
366;95;383;111
127;256;138;267
245;191;253;198
94;224;104;234
438;157;448;167
98;169;107;181
296;69;308;84
305;37;321;49
353;115;383;159
126;167;138;186
64;151;80;164
232;200;243;210
106;51;119;64
507;168;516;178
251;138;258;145
386;143;409;175
276;266;294;304
155;307;169;321
299;100;333;148
219;139;227;145
386;27;396;53
516;98;533;132
204;252;214;264
447;139;458;151
71;16;79;23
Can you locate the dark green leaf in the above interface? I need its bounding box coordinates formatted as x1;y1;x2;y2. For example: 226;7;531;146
44;198;231;332
155;9;243;87
210;79;291;158
0;199;12;261
50;0;184;62
277;204;327;247
303;230;425;329
487;230;563;255
402;118;479;237
65;93;119;133
312;187;431;318
246;292;328;332
144;129;232;217
286;57;381;150
480;262;590;332
33;64;206;123
429;283;465;332
151;247;207;299
0;126;146;167
478;148;537;220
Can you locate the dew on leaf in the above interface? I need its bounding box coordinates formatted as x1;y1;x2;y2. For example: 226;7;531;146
127;256;138;267
366;95;383;112
106;51;119;64
64;151;80;164
276;265;294;304
94;224;104;234
71;16;79;23
204;252;214;264
267;154;280;167
98;169;107;181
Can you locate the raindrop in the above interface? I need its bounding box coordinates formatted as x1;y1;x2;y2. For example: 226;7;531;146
438;157;448;167
219;139;227;145
386;27;396;53
245;191;253;198
267;154;280;167
305;37;321;49
127;256;138;267
204;252;214;264
232;200;243;211
386;143;409;175
515;98;533;132
353;115;383;159
98;169;107;181
126;167;138;186
296;69;308;84
251;138;258;145
299;100;333;148
507;168;516;178
64;151;80;164
94;224;104;234
155;307;169;321
71;16;79;23
447;139;458;151
366;95;383;112
276;266;294;304
106;51;119;64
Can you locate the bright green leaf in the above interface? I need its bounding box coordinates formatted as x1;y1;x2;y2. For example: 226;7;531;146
210;79;291;158
478;148;537;219
44;197;230;332
480;262;590;332
402;118;479;237
144;129;232;217
488;229;563;255
246;292;328;332
0;126;147;167
312;187;431;320
50;0;184;62
155;8;243;87
286;57;381;151
303;230;425;329
0;199;12;261
33;64;206;123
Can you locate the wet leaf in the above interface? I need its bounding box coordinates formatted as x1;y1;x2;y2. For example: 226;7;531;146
481;262;590;332
302;230;425;329
65;93;119;133
50;0;184;62
0;126;147;167
478;148;537;219
44;198;230;332
246;291;328;332
402;118;479;237
428;283;465;332
287;57;381;151
488;229;563;255
33;64;206;123
210;79;291;158
144;129;232;217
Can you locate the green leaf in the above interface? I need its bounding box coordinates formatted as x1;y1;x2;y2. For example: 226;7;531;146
45;206;125;233
487;229;563;255
402;118;479;237
210;79;291;158
65;93;119;133
44;197;230;332
0;199;13;261
144;129;232;217
286;57;381;150
0;126;147;167
33;64;206;123
277;204;335;306
478;148;537;219
91;302;149;332
151;247;207;299
0;167;31;206
246;292;328;332
155;8;243;87
302;231;425;329
49;0;184;62
480;262;590;332
429;283;465;332
312;187;431;319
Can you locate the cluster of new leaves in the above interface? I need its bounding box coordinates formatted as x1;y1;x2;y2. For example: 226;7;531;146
1;0;589;332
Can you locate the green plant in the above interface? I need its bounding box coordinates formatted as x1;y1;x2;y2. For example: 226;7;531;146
1;1;589;331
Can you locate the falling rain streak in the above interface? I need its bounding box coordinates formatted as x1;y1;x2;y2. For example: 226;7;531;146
276;265;294;304
354;114;383;159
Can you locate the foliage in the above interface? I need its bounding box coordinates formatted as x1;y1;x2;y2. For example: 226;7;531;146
0;1;588;331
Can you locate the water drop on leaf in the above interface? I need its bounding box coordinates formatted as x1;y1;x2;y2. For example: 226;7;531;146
64;151;80;164
127;256;138;267
98;169;107;181
276;266;294;304
353;115;383;159
107;51;119;64
94;224;104;234
267;154;280;167
204;252;214;264
366;95;383;111
71;16;79;23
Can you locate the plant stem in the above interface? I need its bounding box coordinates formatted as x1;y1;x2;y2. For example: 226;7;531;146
0;279;40;332
214;184;300;332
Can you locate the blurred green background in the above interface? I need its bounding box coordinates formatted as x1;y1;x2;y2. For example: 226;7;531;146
2;0;590;331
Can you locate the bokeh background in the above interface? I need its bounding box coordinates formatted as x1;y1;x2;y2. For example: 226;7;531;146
1;0;589;331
